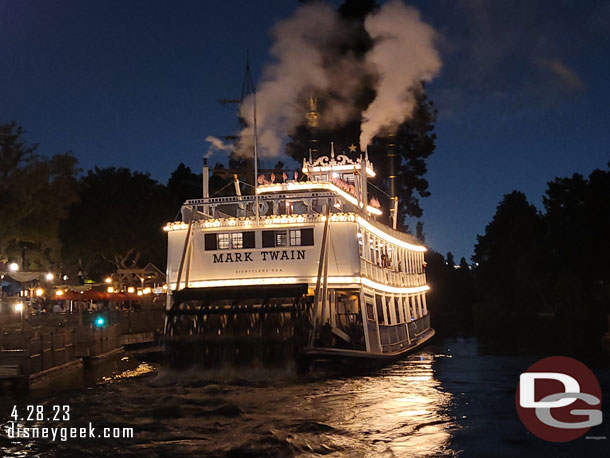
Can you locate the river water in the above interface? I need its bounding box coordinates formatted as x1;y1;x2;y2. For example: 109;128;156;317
0;337;608;457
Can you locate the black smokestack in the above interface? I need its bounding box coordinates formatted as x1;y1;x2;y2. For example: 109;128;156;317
387;134;397;199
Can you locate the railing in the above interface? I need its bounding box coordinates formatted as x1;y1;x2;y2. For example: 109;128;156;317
407;314;431;339
182;191;345;222
379;314;431;353
360;258;426;288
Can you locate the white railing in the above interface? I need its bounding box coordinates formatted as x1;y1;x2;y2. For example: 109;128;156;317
360;258;426;288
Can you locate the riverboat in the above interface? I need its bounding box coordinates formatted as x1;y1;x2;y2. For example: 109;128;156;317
163;145;434;370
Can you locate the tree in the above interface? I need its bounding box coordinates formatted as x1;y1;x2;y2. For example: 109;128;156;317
0;122;79;270
543;167;610;283
167;163;202;209
471;168;610;352
60;167;174;278
445;251;455;267
473;191;545;307
542;166;610;340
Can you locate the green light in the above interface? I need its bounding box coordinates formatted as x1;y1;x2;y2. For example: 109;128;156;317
95;317;105;327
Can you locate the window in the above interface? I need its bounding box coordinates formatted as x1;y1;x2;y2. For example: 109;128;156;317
364;295;375;320
366;302;375;321
243;231;255;249
217;233;230;249
375;295;385;325
263;229;313;248
275;230;288;247
205;231;255;250
204;233;217;250
231;232;243;249
289;230;301;246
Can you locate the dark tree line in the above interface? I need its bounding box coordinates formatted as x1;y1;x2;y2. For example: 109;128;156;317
0;122;233;280
469;166;610;354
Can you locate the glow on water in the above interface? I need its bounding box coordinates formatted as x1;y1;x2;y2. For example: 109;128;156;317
100;362;156;383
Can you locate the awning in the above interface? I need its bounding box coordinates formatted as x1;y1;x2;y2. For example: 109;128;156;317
6;272;44;283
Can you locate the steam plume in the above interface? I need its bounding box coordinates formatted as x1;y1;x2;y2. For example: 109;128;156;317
359;1;441;149
237;3;343;157
235;1;441;157
205;135;232;158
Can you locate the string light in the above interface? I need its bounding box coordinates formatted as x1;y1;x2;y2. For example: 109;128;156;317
172;276;428;294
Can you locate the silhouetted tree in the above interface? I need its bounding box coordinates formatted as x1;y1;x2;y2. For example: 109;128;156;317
445;252;455;267
60;167;173;278
0;122;79;269
459;257;469;270
167;163;202;209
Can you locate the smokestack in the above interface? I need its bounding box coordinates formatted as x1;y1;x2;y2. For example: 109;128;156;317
202;158;209;199
387;135;397;199
360;151;368;213
387;136;399;229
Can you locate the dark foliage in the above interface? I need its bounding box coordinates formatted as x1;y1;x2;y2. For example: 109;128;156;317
59;167;175;278
0;122;79;270
471;167;610;354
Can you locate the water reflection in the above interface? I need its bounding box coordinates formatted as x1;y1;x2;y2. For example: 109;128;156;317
0;343;464;457
308;352;456;457
99;363;156;383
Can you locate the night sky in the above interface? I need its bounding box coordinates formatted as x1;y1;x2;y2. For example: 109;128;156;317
2;0;609;260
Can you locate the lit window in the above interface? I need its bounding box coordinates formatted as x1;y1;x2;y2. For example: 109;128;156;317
217;233;230;249
275;230;288;247
289;230;302;246
231;232;243;249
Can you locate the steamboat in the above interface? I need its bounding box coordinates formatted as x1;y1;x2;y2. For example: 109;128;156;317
163;145;434;370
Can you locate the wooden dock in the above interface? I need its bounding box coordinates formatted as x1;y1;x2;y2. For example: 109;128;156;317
0;310;164;390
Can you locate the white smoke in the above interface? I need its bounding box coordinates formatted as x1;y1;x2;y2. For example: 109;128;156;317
205;135;232;158
359;1;441;149
237;3;342;157
235;1;441;157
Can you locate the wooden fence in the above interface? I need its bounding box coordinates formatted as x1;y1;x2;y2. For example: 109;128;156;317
0;330;77;380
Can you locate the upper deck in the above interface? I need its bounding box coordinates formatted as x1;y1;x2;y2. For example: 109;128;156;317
164;147;428;293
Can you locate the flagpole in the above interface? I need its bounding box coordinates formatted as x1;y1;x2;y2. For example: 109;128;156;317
253;88;260;222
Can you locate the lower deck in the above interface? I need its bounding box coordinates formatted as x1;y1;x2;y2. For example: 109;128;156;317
164;282;432;365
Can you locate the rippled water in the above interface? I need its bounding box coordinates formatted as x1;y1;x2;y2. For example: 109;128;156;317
0;338;608;457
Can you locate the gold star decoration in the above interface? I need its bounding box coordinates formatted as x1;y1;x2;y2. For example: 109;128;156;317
348;144;357;153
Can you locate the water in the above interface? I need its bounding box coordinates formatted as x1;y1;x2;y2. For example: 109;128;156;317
0;337;608;457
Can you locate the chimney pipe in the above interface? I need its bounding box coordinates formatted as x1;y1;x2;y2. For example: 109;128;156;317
387;135;397;199
202;158;209;199
387;135;399;229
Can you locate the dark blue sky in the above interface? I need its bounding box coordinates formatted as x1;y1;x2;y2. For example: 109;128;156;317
2;0;609;260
